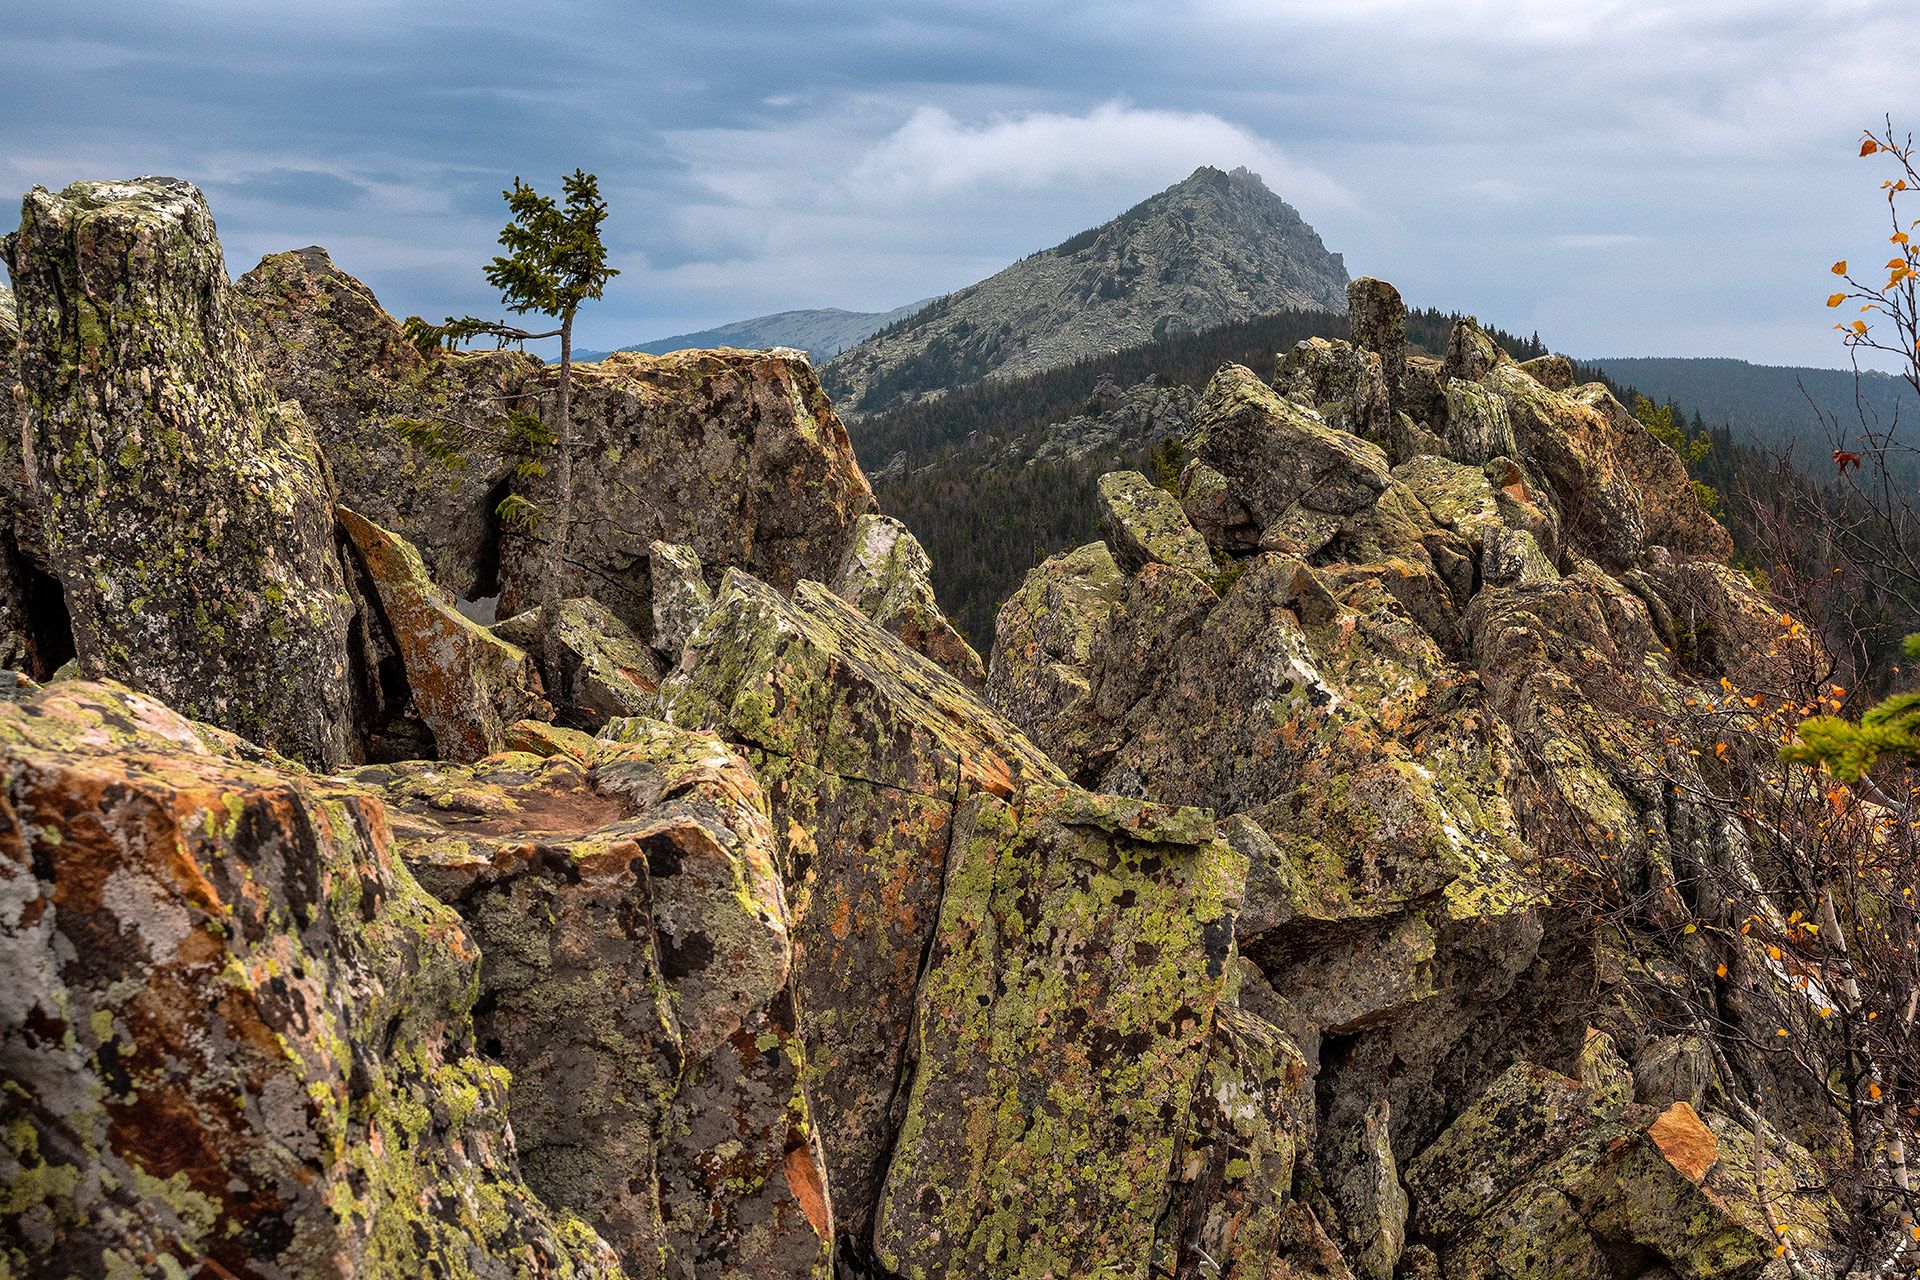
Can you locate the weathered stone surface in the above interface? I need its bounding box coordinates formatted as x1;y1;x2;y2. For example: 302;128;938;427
987;540;1127;761
828;511;983;685
9;179;358;767
873;785;1244;1280
239;248;878;627
1179;456;1260;553
647;539;714;667
1156;1006;1312;1280
1097;469;1218;577
662;571;1064;1239
1518;353;1575;391
1347;276;1407;418
339;505;541;760
366;721;832;1279
1404;1063;1825;1278
0;680;619;1279
1194;363;1390;528
495;595;660;729
1274;337;1390;441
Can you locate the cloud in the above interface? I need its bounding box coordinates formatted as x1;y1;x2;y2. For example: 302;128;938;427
849;101;1352;210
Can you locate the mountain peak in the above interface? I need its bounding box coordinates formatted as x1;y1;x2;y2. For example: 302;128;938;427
823;168;1347;416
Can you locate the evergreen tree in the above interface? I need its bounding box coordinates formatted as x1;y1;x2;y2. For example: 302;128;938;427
404;170;617;692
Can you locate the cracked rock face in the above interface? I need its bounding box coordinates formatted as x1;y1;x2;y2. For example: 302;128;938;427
8;179;359;768
0;681;619;1279
362;720;832;1279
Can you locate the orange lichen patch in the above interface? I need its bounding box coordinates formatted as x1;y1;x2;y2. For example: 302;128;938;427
1648;1101;1719;1184
785;1144;832;1240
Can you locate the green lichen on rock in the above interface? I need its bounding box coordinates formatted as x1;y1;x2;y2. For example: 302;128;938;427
1097;469;1218;578
494;594;660;729
9;179;357;767
829;512;984;685
1192;363;1390;528
873;784;1245;1280
661;568;1062;1238
368;720;831;1279
0;680;620;1279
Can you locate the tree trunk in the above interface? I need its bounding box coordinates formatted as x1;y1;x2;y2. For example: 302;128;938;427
540;310;575;708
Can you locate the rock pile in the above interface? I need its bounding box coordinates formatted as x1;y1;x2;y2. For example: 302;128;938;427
0;183;1854;1280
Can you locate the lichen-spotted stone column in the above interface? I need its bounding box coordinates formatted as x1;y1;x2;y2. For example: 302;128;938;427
5;178;358;766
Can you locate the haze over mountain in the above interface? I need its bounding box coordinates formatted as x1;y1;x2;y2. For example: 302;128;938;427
574;299;932;364
822;165;1348;416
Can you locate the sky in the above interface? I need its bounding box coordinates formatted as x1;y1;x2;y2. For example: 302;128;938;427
4;0;1917;367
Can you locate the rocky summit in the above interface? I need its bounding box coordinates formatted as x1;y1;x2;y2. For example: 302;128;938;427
0;179;1872;1280
824;166;1348;417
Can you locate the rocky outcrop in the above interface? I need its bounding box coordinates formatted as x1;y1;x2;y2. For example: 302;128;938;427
826;166;1347;416
990;291;1826;1278
827;512;983;684
0;681;619;1278
238;247;879;626
363;723;832;1279
6;179;358;767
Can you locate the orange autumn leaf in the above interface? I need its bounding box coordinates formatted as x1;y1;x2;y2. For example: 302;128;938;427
1833;260;1849;275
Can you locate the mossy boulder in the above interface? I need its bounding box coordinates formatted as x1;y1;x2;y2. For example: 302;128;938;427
0;680;620;1278
9;179;358;767
1273;336;1390;441
238;248;880;629
1193;363;1391;529
494;595;660;729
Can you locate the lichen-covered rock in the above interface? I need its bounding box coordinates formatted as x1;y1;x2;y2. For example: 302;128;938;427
1519;353;1575;391
494;595;661;729
1404;1063;1828;1277
1156;1007;1312;1280
987;540;1127;761
239;248;879;628
647;539;714;667
1097;469;1218;577
1275;336;1390;441
1179;457;1261;553
338;505;542;760
828;512;984;685
1194;363;1390;529
0;680;620;1279
661;571;1064;1239
1347;277;1407;418
364;721;832;1279
872;785;1245;1280
8;179;358;767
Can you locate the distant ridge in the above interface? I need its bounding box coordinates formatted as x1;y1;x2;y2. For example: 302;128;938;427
576;299;933;365
822;165;1348;417
1583;355;1913;448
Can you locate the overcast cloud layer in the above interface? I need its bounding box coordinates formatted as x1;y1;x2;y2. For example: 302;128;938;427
5;0;1916;366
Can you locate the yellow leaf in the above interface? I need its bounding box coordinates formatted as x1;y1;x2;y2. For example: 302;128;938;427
1872;1082;1884;1100
1896;232;1912;245
1853;320;1870;335
1776;1027;1790;1037
1833;260;1849;275
1716;963;1729;978
1863;138;1881;156
1829;293;1847;307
